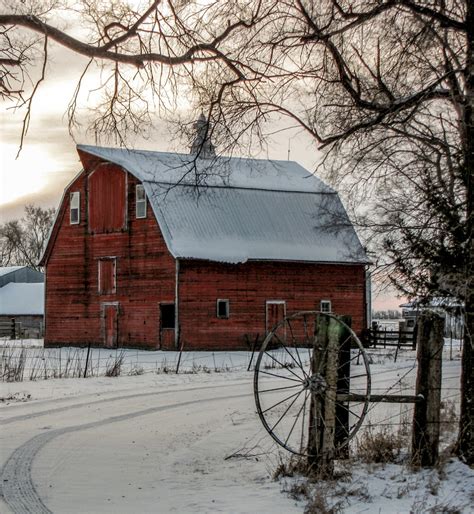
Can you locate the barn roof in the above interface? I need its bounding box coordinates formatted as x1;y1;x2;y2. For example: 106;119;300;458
77;144;334;193
0;266;25;278
75;145;368;265
0;283;44;315
0;266;44;288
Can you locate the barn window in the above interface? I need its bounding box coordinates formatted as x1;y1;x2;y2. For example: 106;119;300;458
217;299;229;319
160;304;175;329
136;184;147;219
320;300;332;313
70;192;80;224
98;258;116;294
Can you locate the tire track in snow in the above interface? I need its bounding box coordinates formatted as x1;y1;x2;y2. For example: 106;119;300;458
0;379;250;426
1;390;251;514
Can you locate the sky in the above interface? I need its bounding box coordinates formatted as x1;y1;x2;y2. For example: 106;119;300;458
0;32;403;311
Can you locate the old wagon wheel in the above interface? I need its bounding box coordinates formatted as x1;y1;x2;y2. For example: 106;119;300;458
254;311;371;457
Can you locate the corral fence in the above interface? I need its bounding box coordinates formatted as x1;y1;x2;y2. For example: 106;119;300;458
0;318;22;340
362;328;415;349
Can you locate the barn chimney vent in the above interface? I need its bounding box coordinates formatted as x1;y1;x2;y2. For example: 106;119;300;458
190;113;216;158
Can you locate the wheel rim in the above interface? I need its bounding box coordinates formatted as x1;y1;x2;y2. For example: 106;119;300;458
254;311;371;457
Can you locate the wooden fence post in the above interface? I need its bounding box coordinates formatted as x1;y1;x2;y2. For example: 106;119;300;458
412;311;444;467
308;315;346;475
11;318;16;340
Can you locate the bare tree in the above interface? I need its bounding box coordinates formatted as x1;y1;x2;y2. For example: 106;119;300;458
0;204;55;270
190;0;473;466
0;0;266;151
1;0;472;463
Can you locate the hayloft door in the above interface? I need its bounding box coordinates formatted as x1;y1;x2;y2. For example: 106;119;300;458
266;301;286;341
102;303;119;348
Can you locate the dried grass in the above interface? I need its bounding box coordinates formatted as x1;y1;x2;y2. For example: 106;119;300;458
356;424;405;463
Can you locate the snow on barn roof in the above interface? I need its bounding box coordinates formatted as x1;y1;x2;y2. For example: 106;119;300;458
77;144;335;193
0;282;44;315
0;266;25;277
77;145;368;265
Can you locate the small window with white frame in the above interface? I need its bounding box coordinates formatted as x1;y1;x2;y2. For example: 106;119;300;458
217;299;230;319
136;184;147;219
320;300;332;313
70;191;80;224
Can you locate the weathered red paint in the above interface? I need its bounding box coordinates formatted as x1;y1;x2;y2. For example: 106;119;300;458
88;163;127;233
98;259;116;294
42;153;367;350
103;303;118;348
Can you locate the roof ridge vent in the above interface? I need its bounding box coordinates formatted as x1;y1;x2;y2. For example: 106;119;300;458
190;113;216;159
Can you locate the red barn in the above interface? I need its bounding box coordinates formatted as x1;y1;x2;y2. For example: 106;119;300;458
40;143;369;350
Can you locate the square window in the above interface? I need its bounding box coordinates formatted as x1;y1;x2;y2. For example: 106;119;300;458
217;299;229;319
70;192;80;224
98;258;116;294
320;300;332;313
160;304;175;329
136;184;147;219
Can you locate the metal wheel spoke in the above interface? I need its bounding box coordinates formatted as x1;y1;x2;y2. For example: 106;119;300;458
259;369;303;383
351;372;369;379
261;389;302;415
269;389;304;433
286;319;309;378
337;349;361;371
336;402;364;420
273;332;308;379
263;351;303;381
284;391;309;446
259;383;303;394
300;391;309;451
334;413;350;436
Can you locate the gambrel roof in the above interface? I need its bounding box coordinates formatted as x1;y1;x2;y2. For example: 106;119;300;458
73;145;368;265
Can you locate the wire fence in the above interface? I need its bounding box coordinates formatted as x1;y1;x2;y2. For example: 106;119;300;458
0;339;463;459
0;343;258;382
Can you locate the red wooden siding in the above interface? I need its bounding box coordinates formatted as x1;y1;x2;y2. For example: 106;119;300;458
98;259;116;294
88;163;127;233
102;303;118;348
176;260;366;351
44;166;176;349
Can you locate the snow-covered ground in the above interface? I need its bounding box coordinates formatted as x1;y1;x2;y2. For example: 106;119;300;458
0;341;472;513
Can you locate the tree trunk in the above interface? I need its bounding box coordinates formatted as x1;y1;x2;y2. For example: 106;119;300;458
458;0;474;465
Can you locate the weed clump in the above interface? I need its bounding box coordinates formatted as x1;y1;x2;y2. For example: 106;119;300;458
356;425;405;463
105;351;125;377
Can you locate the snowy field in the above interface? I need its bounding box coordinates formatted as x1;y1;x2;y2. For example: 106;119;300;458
0;340;473;513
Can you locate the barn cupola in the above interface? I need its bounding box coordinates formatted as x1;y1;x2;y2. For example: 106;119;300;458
190;113;216;158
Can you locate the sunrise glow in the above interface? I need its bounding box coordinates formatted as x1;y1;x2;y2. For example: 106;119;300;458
1;144;59;205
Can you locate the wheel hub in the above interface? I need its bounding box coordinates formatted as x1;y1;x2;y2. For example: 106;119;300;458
303;373;327;394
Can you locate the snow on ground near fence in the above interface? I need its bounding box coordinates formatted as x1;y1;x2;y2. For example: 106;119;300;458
0;341;256;379
0;340;471;513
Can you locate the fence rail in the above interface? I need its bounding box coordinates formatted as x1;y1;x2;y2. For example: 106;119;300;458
0;319;22;340
362;328;416;350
